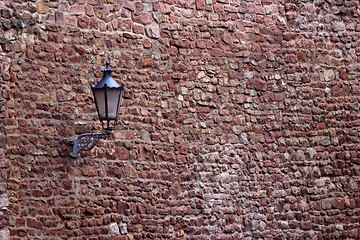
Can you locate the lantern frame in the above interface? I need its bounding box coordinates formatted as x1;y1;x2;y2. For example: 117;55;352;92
91;61;125;131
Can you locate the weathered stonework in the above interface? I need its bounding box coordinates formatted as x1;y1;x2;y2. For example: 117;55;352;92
0;0;360;239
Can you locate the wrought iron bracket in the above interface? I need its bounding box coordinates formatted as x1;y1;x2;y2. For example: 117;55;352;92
70;131;111;158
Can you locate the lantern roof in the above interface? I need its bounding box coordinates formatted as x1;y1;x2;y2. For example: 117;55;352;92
93;60;123;89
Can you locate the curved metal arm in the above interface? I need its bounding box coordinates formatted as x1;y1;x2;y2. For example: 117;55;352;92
70;132;110;158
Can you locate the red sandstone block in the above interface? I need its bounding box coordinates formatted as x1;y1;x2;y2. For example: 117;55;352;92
83;167;97;177
70;5;85;15
196;0;205;10
143;59;154;68
64;15;77;26
108;167;122;178
78;16;89;28
124;0;135;12
117;147;129;160
213;4;223;13
332;198;345;209
133;13;153;25
299;221;312;230
28;219;43;229
224;5;238;13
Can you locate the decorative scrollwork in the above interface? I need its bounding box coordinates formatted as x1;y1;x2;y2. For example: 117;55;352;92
70;132;110;158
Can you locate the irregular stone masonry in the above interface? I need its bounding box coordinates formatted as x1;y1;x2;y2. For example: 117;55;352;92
0;0;360;239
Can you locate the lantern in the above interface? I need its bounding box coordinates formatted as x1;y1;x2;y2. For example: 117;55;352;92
92;60;125;131
70;60;125;158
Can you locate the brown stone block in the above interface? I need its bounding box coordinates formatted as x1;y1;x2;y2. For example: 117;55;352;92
83;166;97;177
332;198;345;210
299;221;312;230
28;219;43;229
118;201;128;215
37;2;48;14
195;0;205;10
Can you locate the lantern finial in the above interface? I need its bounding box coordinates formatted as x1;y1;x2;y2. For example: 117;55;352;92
101;60;114;73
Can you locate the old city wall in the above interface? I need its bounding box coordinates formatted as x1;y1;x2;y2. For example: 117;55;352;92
0;0;360;239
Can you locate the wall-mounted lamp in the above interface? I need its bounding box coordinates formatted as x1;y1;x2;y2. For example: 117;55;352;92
70;60;125;158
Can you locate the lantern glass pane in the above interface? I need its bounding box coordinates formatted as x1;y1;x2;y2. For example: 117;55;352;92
93;88;106;120
106;88;121;120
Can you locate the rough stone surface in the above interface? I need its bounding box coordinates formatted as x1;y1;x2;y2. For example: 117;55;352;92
0;195;8;210
109;222;120;236
0;0;360;239
119;222;128;235
0;229;9;240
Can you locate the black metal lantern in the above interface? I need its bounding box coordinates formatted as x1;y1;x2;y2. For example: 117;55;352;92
92;61;125;131
70;60;125;158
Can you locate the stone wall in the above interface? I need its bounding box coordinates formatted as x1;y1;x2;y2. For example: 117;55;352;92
0;42;9;240
1;0;360;239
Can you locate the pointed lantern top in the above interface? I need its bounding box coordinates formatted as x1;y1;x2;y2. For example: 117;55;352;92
93;60;121;89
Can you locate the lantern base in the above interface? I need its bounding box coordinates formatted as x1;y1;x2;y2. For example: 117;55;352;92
70;132;110;158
